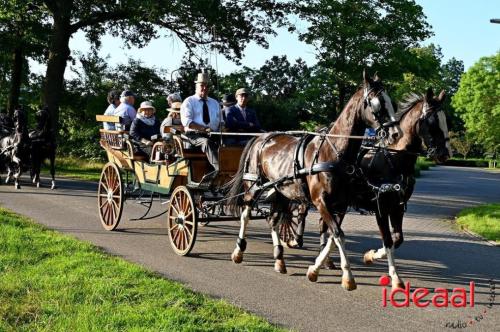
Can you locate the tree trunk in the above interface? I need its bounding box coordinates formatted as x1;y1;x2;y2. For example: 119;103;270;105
7;46;23;117
42;15;72;138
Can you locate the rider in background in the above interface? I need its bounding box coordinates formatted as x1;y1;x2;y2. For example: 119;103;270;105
130;101;160;157
103;90;121;130
225;88;262;145
113;90;137;130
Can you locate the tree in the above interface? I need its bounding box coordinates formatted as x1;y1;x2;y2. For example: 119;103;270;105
452;53;499;153
293;0;431;112
40;0;288;136
449;131;473;159
0;0;49;115
440;57;465;132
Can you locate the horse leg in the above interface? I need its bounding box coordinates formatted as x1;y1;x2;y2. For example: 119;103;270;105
49;152;56;189
5;167;12;184
271;215;287;274
331;214;356;291
293;203;307;247
319;220;336;270
231;205;252;264
308;207;355;290
364;212;404;290
390;206;404;249
13;162;21;190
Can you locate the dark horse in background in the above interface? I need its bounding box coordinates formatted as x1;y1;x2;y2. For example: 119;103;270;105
29;106;57;189
226;71;399;290
0;108;30;189
313;88;451;290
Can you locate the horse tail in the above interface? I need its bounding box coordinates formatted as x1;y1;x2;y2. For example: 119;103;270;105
224;137;258;215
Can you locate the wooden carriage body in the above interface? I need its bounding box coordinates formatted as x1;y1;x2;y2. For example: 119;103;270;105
96;114;245;255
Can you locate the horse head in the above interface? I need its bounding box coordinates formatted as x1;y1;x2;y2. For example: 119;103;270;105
361;70;401;143
418;88;452;163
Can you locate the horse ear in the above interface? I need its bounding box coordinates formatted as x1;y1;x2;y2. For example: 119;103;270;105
373;71;380;82
363;69;372;86
425;87;434;102
438;90;446;102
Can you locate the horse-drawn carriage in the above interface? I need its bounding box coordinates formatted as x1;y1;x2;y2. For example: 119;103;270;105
96;73;452;291
96;114;263;255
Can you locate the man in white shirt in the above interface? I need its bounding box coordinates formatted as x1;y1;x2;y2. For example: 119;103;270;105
180;72;221;180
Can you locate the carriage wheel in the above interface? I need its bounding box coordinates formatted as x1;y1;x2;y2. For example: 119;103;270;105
167;186;198;256
279;208;303;248
98;162;124;231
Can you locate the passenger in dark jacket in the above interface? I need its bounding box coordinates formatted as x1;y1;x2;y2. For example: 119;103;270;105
130;101;161;157
225;88;263;145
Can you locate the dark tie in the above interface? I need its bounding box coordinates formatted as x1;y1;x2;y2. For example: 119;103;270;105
202;99;210;125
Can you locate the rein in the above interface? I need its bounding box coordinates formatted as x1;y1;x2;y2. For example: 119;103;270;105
208;130;378;141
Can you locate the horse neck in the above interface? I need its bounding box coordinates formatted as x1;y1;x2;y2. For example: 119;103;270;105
390;102;422;151
323;90;366;162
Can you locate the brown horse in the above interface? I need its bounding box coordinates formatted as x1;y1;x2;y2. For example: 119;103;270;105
313;88;451;289
225;71;398;290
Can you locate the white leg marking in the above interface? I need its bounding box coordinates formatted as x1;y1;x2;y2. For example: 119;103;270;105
373;247;387;260
386;246;403;288
333;235;354;282
238;206;251;239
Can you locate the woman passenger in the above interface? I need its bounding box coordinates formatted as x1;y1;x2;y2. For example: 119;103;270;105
130;101;161;157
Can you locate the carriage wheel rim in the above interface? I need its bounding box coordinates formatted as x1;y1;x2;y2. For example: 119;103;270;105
167;186;197;255
98;162;123;231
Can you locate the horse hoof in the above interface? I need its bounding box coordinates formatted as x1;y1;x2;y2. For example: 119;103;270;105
51;182;56;190
392;279;405;290
37;182;40;188
363;250;375;265
322;256;336;270
286;239;299;249
306;266;318;282
231;249;243;264
341;278;357;291
274;259;287;274
15;184;21;190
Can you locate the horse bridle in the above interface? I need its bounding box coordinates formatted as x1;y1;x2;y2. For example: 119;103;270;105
418;101;449;158
363;87;397;132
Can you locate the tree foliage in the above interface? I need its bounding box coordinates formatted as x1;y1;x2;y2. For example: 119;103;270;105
293;0;431;111
452;53;500;152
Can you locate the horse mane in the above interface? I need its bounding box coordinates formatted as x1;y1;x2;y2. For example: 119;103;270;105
394;93;423;121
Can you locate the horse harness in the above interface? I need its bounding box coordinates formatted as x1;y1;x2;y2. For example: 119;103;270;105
242;132;357;202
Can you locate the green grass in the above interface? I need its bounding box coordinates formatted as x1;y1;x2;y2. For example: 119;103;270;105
456;203;500;243
414;157;434;177
42;156;104;182
0;208;285;332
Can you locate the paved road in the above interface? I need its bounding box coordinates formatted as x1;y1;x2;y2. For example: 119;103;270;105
1;166;499;331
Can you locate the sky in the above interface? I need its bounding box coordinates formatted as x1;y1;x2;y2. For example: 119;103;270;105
30;0;500;78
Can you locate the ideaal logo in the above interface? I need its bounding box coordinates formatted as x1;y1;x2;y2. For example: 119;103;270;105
379;275;475;308
379;276;496;329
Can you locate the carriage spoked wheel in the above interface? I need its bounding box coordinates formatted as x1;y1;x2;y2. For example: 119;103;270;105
279;208;303;248
98;162;124;231
167;186;198;256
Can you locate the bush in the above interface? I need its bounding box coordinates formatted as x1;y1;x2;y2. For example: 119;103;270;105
444;158;490;167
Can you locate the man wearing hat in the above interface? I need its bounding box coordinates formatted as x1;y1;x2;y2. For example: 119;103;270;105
180;72;221;180
226;88;262;145
221;93;236;122
160;101;182;140
130;101;161;157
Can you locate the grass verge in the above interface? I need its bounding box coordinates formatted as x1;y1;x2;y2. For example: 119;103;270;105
414;157;434;177
456;203;500;243
42;157;103;182
0;208;284;331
